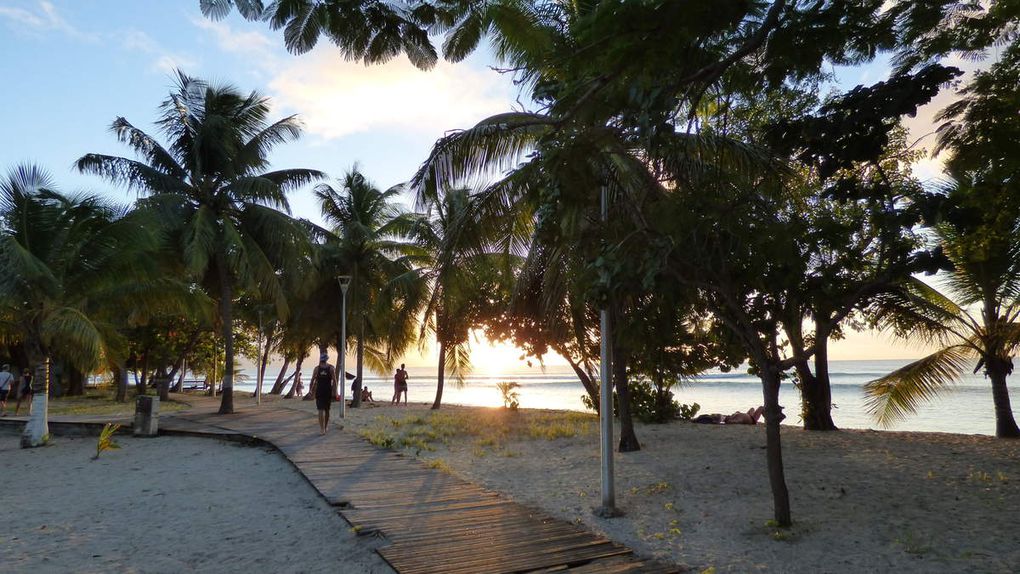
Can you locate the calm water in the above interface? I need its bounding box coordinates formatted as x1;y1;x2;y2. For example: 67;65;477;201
232;359;1017;436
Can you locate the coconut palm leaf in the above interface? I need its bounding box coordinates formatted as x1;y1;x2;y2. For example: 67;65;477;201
410;112;555;201
864;344;973;427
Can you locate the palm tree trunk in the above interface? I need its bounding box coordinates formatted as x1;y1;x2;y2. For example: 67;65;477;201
67;365;86;396
115;361;128;402
612;339;640;452
292;355;308;399
269;357;292;394
137;351;149;396
988;357;1020;438
20;350;50;448
761;362;792;526
351;317;363;408
559;349;599;410
217;262;235;415
352;317;364;407
432;340;446;410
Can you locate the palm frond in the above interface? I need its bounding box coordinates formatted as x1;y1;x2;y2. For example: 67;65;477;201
864;345;973;427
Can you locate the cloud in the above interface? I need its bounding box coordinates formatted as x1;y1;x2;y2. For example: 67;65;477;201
190;17;518;140
0;0;98;42
269;52;517;139
118;29;198;74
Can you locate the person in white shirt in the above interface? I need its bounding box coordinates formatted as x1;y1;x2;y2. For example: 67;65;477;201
0;364;15;417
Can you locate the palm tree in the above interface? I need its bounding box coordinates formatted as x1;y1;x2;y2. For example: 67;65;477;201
866;177;1020;438
0;164;175;447
408;187;510;409
77;70;323;414
314;169;423;406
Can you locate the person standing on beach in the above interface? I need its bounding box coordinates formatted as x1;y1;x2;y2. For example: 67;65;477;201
396;364;408;405
14;368;33;415
310;353;337;435
0;364;14;416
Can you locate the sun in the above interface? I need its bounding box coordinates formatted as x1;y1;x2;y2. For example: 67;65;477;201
466;331;567;375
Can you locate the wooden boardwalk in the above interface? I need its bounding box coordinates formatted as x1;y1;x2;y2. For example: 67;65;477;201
164;407;680;574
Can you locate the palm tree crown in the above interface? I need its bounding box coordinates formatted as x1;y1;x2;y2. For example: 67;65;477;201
77;70;323;414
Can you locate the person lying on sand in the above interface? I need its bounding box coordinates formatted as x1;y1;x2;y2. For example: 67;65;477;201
693;406;765;425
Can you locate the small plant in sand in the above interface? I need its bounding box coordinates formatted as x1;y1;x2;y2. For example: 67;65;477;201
895;531;931;555
425;458;451;473
93;423;122;459
496;381;521;410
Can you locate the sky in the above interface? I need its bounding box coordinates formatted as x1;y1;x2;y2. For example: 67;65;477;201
0;1;970;369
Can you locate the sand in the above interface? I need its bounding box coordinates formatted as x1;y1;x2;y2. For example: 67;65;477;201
6;394;1020;573
0;432;393;574
331;401;1020;574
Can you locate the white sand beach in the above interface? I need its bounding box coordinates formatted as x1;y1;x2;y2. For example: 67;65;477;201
0;432;393;574
334;401;1020;574
5;397;1020;574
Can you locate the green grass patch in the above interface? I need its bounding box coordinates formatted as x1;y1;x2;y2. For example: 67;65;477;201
46;387;187;417
356;408;597;456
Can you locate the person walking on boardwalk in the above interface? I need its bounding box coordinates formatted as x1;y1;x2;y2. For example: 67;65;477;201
310;353;338;435
0;364;13;416
14;368;33;416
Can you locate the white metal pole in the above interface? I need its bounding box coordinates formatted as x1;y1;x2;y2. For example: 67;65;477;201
598;185;616;516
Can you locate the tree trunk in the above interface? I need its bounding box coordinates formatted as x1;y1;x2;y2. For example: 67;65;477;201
761;364;792;526
269;357;292;394
157;368;170;401
168;330;200;393
352;318;365;407
217;261;235;415
432;341;446;410
351;317;364;408
21;353;50;448
66;365;86;396
292;355;309;399
987;357;1020;438
613;342;641;452
115;361;128;402
137;351;149;396
798;323;837;431
560;349;599;410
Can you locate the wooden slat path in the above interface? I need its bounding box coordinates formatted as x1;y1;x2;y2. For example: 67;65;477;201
164;407;680;574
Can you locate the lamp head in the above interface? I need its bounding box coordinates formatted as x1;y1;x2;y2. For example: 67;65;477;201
337;274;352;293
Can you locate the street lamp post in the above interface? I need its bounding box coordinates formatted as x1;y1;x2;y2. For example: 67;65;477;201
597;184;617;517
337;275;352;419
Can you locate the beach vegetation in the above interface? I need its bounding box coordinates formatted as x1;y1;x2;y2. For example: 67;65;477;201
424;457;451;473
496;381;520;410
77;71;323;415
0;164;199;447
93;422;122;460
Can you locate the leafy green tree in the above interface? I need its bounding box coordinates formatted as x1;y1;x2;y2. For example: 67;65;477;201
77;71;322;414
0;164;174;446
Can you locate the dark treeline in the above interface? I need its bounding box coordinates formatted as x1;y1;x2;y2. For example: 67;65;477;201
2;1;1019;527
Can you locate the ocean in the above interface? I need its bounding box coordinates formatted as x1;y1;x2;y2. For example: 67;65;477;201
229;359;1017;437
